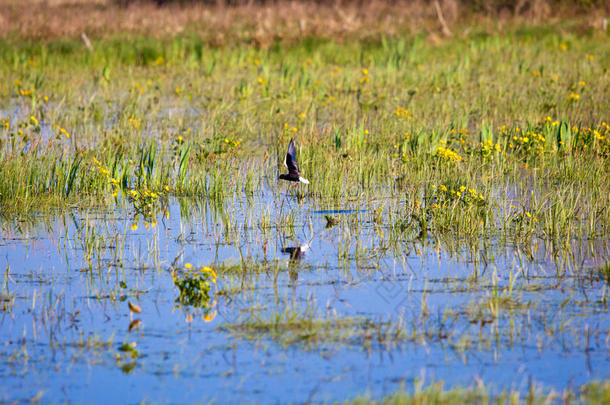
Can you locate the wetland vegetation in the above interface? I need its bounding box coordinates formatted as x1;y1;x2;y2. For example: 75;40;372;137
0;0;608;403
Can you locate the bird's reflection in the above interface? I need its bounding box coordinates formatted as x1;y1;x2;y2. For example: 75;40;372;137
281;243;309;283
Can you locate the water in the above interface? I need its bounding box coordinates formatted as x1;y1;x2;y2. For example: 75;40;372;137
0;189;608;403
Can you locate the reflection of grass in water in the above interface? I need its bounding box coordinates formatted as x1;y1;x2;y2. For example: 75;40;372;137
220;304;408;349
216;259;606;355
597;263;610;285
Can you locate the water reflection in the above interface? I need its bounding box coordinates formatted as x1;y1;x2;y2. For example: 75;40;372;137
0;193;607;403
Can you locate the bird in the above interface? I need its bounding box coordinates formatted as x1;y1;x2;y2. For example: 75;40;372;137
278;139;309;185
128;301;142;314
281;243;310;261
128;301;141;321
324;215;339;228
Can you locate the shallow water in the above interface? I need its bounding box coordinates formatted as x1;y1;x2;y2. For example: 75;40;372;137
0;187;608;403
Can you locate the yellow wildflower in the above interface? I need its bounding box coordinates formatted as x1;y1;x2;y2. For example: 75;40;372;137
203;310;217;322
436;146;463;163
200;266;217;283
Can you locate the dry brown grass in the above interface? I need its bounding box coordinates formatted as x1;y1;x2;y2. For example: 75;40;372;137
0;0;607;43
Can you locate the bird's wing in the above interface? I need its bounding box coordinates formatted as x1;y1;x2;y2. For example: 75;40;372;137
284;139;300;177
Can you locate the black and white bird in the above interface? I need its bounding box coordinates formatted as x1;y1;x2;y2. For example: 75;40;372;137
281;243;310;261
278;139;309;185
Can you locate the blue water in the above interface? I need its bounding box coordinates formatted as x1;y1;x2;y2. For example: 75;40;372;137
0;191;608;403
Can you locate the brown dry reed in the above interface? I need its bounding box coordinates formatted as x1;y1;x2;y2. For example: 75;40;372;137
0;0;608;43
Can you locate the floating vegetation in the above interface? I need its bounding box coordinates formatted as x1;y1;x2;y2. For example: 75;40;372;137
172;265;217;322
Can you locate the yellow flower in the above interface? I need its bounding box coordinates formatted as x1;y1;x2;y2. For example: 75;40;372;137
185;263;192;269
568;93;580;100
200;266;217;283
128;118;140;129
395;106;412;119
130;223;138;231
559;43;567;51
436;146;463;163
203;310;217;322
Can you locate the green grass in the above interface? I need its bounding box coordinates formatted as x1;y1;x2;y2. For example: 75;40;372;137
0;16;607;403
0;20;608;286
0;24;607;305
347;380;610;405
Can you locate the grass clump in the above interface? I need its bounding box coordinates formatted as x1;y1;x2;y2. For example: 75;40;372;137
220;301;409;349
348;380;610;405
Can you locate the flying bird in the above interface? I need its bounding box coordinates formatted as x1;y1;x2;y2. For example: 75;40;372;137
279;139;309;185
